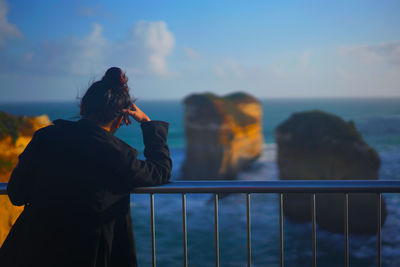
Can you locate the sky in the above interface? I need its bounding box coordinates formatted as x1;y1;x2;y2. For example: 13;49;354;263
0;0;399;101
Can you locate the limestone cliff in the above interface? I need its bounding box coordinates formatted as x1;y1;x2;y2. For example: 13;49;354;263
182;92;263;180
275;110;386;234
0;112;51;245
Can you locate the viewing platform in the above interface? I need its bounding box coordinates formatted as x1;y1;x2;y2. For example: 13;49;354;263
2;180;400;267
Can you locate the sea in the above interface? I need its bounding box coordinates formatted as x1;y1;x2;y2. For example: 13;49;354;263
0;98;399;267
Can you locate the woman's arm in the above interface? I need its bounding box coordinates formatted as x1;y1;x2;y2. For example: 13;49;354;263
137;120;172;186
109;104;172;193
112;120;172;193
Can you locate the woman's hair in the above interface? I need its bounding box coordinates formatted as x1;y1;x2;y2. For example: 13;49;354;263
80;67;133;125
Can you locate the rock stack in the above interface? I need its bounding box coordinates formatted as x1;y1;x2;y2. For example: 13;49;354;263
275;110;386;234
182;92;263;180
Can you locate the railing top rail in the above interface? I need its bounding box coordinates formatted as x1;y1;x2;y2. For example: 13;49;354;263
1;180;400;195
133;180;400;194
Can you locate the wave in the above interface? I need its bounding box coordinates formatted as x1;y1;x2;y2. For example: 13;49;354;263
238;143;279;180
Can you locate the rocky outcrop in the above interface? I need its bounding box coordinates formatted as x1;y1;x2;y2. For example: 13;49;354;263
182;92;263;180
275;110;386;234
0;112;51;245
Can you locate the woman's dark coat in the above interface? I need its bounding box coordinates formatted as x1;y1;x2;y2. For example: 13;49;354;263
0;119;172;267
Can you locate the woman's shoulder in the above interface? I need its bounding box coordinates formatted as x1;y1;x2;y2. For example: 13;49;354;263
37;118;137;153
34;119;73;138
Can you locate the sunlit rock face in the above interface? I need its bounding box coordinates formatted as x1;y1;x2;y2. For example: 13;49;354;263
276;110;387;235
181;92;263;180
0;112;51;245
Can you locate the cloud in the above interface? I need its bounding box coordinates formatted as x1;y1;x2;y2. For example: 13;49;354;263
11;23;108;76
77;5;102;17
0;0;22;45
214;60;246;79
338;41;400;66
300;50;311;68
184;47;199;60
0;20;175;77
77;6;97;17
69;23;108;75
76;5;113;20
267;64;285;79
214;59;287;81
132;21;175;76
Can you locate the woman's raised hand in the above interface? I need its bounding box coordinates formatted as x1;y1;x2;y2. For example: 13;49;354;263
122;103;151;124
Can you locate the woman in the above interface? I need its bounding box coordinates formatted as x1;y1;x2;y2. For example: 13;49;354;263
0;67;172;267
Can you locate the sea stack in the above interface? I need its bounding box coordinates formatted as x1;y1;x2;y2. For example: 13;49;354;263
0;112;51;245
182;92;263;180
275;110;386;234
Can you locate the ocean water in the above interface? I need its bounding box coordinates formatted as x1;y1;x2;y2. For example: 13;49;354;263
1;98;399;266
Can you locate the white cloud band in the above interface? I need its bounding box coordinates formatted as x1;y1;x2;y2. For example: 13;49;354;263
0;0;22;45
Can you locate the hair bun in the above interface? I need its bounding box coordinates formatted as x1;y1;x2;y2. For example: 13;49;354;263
102;67;128;89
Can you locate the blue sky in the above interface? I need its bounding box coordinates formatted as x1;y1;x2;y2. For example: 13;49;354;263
0;0;399;101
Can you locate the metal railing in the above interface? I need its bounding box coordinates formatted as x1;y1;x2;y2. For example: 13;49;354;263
2;180;400;267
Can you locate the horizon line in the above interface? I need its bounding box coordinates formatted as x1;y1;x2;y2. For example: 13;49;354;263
1;95;400;104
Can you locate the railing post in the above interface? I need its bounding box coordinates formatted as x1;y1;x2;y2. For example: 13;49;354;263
344;193;349;267
214;193;220;267
182;193;188;267
377;193;382;267
311;194;317;267
246;193;251;267
279;193;284;267
150;193;156;267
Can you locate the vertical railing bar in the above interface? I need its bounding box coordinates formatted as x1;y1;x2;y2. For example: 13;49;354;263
312;193;317;267
182;193;188;267
377;193;382;267
150;193;156;267
214;193;220;267
279;193;284;267
344;193;349;267
246;193;251;267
